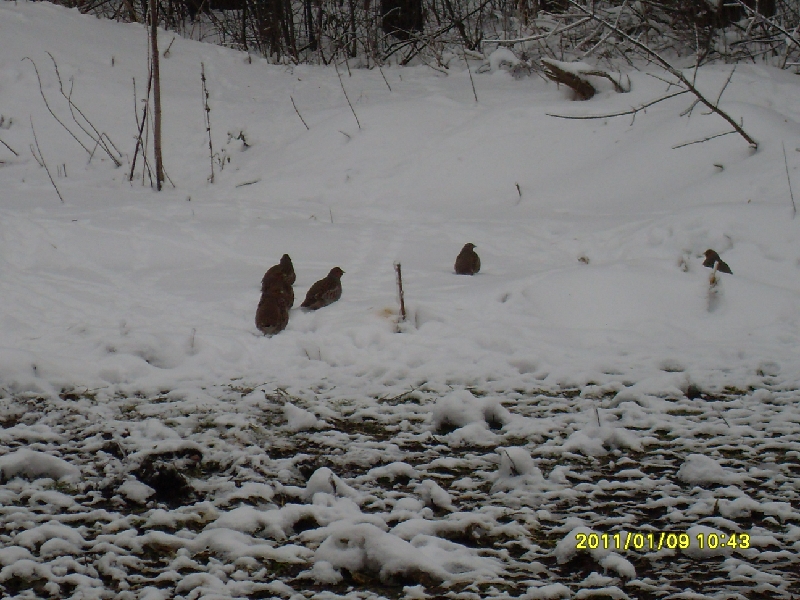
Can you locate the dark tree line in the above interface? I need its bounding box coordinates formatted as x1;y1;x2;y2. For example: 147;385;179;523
51;0;798;66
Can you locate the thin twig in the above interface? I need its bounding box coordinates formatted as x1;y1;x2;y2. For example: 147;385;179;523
290;96;310;130
463;46;478;103
29;145;44;168
163;36;176;58
378;65;392;92
334;60;361;129
783;141;797;218
672;130;736;149
23;57;92;156
0;136;19;157
130;74;152;183
235;178;261;187
30;117;64;203
47;52;122;167
715;66;737;107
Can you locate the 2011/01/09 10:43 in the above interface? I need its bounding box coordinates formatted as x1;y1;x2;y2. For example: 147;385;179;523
575;531;751;552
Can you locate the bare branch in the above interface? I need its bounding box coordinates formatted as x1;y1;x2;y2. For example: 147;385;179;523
547;89;689;120
736;1;800;55
672;130;736;149
481;17;593;47
715;65;737;106
566;0;758;150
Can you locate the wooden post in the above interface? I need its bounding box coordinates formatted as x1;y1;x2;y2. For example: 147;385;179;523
150;0;164;191
394;263;406;323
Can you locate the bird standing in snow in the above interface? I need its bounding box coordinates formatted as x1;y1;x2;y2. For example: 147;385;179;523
263;253;296;286
256;254;295;335
454;243;481;275
255;293;290;335
703;249;732;274
262;254;296;306
301;267;344;310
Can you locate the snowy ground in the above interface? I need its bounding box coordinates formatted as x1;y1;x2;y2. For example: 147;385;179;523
1;1;800;598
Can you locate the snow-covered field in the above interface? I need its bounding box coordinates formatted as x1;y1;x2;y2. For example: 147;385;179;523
1;1;800;598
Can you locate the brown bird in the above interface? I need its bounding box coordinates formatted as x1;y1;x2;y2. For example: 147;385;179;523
702;249;732;274
262;254;296;307
301;267;344;310
454;243;481;275
255;293;290;335
262;254;296;286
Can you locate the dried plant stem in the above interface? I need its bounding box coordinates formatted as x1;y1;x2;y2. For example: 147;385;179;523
378;66;392;92
23;57;92;156
130;75;152;183
46;52;122;167
30;117;64;203
334;59;361;130
290;96;310;130
0;136;18;157
783;141;797;218
201;62;214;183
463;46;478;102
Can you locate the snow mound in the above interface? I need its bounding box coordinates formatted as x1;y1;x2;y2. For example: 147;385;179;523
677;454;745;486
431;390;510;434
559;412;643;457
0;449;80;483
283;402;326;431
313;522;502;584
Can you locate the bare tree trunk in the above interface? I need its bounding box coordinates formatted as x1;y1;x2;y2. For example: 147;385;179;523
305;0;317;50
150;0;165;190
241;0;248;50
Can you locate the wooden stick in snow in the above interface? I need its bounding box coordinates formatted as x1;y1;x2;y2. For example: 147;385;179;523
395;262;407;323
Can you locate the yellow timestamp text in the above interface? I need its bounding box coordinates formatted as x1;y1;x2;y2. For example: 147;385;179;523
575;531;751;552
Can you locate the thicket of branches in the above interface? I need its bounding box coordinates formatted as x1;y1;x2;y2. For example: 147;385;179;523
54;0;799;69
